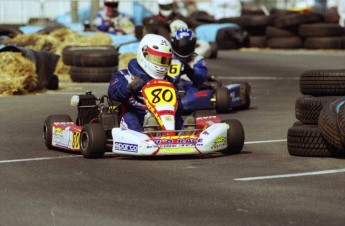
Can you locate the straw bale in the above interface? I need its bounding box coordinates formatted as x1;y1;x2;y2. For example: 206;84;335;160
0;33;40;45
0;28;114;82
0;52;38;96
118;53;136;70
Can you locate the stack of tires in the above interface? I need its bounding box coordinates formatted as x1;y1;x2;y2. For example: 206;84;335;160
299;23;344;49
287;69;345;157
218;10;345;49
62;46;119;83
265;12;345;49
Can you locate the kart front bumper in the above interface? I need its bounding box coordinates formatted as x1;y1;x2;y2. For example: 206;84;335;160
111;123;229;156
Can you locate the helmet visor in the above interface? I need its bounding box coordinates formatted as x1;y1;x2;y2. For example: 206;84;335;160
142;45;172;67
105;2;118;8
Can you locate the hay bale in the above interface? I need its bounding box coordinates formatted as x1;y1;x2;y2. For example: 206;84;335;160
0;52;38;96
118;53;136;70
1;28;114;82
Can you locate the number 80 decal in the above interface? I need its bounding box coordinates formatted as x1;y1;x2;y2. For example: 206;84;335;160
143;86;177;107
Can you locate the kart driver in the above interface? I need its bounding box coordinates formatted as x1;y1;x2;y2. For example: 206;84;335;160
108;34;184;132
142;0;197;40
169;27;209;112
93;0;134;35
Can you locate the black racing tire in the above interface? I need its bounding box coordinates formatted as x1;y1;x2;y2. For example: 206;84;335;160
0;25;23;38
273;13;323;28
69;66;116;83
298;23;344;37
43;114;73;149
248;36;267;48
238;15;275;27
36;24;66;34
215;27;246;49
318;97;345;151
300;69;345;96
215;87;230;114
287;122;341;157
295;96;339;125
62;45;119;67
221;119;245;155
303;37;344;50
209;42;218;59
265;26;297;37
269;8;297;16
80;124;106;159
267;36;303;49
336;101;345;148
324;13;341;23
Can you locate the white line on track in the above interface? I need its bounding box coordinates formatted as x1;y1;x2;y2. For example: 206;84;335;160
245;139;286;144
0;155;81;164
234;169;345;181
218;76;300;80
0;139;286;164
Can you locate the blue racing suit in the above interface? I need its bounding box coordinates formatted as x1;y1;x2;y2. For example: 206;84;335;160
93;8;134;35
170;53;211;112
108;58;184;132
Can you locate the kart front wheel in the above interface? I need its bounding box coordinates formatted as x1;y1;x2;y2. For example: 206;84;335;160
43;114;72;149
215;87;230;114
221;119;245;155
80;124;106;159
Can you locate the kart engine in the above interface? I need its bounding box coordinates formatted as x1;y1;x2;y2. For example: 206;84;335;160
76;91;99;126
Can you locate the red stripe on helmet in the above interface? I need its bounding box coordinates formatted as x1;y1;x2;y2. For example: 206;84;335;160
146;46;172;58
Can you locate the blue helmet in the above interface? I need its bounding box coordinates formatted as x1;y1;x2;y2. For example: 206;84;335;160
171;28;196;60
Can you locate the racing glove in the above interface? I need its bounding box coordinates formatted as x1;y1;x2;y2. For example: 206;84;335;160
128;77;145;93
183;63;195;78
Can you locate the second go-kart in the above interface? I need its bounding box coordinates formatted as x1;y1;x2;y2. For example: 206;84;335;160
167;59;251;114
43;79;245;158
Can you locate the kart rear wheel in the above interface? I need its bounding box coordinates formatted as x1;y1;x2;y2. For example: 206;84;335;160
80;124;106;159
238;82;251;110
221;119;245;155
43;114;72;149
215;87;230;114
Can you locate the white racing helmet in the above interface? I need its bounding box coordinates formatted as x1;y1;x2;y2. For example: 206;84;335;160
157;0;174;17
137;34;173;79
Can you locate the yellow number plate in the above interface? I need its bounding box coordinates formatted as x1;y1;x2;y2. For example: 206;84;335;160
142;80;177;108
167;61;182;77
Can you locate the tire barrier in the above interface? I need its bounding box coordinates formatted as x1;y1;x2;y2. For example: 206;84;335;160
62;45;118;83
216;11;345;49
288;69;345;158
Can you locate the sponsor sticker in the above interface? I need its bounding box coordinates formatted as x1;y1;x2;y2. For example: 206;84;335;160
115;142;138;153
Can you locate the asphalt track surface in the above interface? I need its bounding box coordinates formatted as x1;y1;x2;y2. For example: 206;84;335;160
1;49;345;226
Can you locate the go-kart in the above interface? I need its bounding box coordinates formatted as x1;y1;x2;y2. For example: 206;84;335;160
43;79;245;158
167;59;251;114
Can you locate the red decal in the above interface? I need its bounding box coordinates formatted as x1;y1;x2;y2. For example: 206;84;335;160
194;91;208;97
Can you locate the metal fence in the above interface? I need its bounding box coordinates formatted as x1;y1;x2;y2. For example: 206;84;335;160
0;0;338;25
